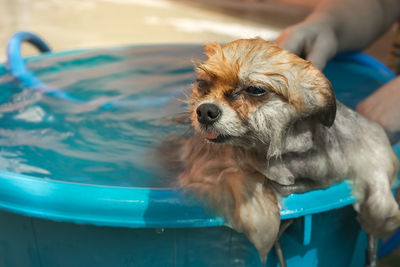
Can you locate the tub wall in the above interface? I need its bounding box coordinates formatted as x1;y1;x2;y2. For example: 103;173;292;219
0;206;366;267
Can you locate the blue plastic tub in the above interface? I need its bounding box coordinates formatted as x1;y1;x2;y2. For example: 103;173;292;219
0;32;399;267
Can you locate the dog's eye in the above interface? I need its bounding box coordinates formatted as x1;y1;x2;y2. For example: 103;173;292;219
243;86;270;97
224;91;239;101
195;79;210;92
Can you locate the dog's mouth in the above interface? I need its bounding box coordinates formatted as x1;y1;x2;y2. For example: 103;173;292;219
203;130;232;143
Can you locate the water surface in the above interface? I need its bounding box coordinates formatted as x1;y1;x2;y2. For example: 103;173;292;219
0;46;391;187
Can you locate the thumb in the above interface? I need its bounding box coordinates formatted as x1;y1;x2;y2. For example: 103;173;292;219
276;29;307;57
306;31;338;70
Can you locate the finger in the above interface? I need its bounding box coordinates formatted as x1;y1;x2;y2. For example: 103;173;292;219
356;101;367;113
276;29;306;56
306;31;338;70
275;32;286;47
356;97;374;115
357;98;385;122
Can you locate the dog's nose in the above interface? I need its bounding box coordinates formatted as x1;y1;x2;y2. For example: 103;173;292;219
196;103;221;125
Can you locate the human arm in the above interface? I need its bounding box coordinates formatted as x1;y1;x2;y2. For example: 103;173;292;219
276;0;400;69
356;76;400;144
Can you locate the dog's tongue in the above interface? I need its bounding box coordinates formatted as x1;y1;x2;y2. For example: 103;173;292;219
204;131;218;140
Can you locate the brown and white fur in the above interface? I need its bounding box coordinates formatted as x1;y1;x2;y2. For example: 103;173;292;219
166;38;400;262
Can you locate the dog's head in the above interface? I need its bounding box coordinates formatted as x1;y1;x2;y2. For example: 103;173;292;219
190;38;336;157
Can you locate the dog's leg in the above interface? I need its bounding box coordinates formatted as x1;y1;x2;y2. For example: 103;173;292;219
222;171;281;264
365;234;378;267
274;240;286;267
274;220;293;267
184;168;281;263
353;172;400;237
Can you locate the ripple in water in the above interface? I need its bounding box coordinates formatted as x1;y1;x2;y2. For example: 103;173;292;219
0;46;389;187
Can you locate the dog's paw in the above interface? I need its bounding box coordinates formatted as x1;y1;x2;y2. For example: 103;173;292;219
357;191;400;237
270;178;321;196
358;211;400;237
270;182;297;196
264;163;295;186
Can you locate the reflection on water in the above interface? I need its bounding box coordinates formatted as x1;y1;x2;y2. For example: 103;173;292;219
0;46;201;187
0;46;390;188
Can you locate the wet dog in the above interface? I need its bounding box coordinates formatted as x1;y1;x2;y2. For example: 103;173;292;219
164;38;400;262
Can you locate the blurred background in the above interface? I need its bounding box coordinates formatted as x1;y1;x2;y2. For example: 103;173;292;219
0;0;399;266
0;0;396;64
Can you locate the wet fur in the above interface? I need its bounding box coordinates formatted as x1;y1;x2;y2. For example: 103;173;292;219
162;38;400;260
177;134;280;260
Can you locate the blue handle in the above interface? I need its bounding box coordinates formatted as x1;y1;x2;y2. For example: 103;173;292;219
6;31;180;109
7;31;51;81
7;31;51;90
7;31;82;102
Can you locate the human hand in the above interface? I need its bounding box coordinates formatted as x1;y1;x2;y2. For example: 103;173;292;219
357;76;400;144
276;0;400;70
276;19;338;70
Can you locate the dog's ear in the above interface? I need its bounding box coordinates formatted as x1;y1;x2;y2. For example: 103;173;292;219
204;42;221;57
317;86;336;127
297;64;336;127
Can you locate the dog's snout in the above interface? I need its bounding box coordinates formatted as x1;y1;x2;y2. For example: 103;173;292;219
196;103;221;125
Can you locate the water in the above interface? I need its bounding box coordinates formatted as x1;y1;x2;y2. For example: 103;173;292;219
0;46;203;187
0;46;392;187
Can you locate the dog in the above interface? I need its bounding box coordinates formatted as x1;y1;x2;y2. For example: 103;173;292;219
162;38;400;262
